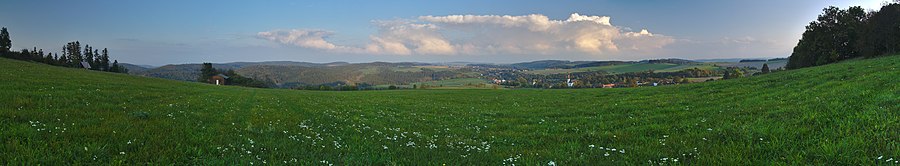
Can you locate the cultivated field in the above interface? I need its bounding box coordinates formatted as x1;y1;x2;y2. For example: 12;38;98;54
0;55;897;164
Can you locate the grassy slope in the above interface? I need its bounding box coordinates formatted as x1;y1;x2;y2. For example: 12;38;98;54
0;56;898;165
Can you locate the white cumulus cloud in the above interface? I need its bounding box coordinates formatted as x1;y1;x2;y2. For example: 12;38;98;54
258;13;674;57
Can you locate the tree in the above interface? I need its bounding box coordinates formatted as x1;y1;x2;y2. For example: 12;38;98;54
110;60;120;73
51;53;60;66
64;41;82;67
42;50;53;63
858;3;900;58
198;63;217;82
58;53;69;66
92;49;100;70
99;48;110;71
105;60;127;73
761;63;770;73
84;45;93;64
0;27;10;52
787;6;869;69
33;48;43;62
723;67;744;79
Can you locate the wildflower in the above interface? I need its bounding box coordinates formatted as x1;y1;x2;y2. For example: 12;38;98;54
119;152;125;155
548;161;556;166
589;144;595;148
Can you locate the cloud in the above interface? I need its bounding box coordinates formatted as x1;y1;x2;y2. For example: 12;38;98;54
365;20;454;55
257;13;674;57
257;29;357;51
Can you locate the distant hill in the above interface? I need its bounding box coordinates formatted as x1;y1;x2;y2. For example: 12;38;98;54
130;58;786;87
119;63;151;74
507;60;598;69
131;61;478;88
131;61;335;82
643;58;698;64
693;58;748;62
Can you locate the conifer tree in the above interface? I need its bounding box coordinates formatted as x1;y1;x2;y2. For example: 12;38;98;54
110;60;121;73
100;48;110;71
91;49;99;70
0;27;10;52
84;45;94;68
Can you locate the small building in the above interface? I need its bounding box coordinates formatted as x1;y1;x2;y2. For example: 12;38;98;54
602;84;615;88
209;74;229;85
80;61;92;69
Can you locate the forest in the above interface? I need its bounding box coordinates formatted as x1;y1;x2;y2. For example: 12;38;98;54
0;27;128;73
787;2;900;68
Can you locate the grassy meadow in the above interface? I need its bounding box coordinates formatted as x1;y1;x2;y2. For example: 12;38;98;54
0;55;898;164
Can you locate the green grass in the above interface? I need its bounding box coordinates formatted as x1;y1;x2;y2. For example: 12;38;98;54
1;55;898;165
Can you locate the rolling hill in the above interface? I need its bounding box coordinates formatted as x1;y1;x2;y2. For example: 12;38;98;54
1;55;897;164
129;61;478;87
127;58;781;89
522;59;785;75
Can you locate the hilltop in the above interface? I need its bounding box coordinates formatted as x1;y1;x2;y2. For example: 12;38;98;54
0;55;897;164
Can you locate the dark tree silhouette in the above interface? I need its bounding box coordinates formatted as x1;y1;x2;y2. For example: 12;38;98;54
0;27;10;52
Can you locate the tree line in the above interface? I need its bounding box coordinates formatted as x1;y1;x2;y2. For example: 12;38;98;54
0;27;128;73
787;2;900;69
198;63;271;88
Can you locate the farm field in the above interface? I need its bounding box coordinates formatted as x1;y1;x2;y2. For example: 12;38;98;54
1;55;898;164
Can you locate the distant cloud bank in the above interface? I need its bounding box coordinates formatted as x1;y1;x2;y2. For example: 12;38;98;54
258;13;674;57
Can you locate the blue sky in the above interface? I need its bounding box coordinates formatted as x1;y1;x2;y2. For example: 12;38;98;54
0;0;888;65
